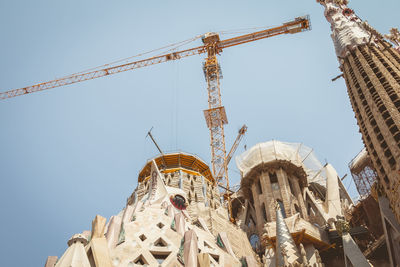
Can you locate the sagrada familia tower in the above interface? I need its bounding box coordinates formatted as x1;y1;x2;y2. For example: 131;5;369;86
316;0;400;223
43;0;400;266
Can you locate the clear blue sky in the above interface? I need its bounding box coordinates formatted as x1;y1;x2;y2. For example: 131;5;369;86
0;1;399;266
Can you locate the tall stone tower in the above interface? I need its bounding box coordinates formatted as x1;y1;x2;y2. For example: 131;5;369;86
317;0;400;223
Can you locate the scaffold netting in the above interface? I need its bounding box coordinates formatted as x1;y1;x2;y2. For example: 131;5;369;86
235;140;328;186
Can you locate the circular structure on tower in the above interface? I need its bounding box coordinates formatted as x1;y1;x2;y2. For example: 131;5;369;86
236;140;328;193
138;152;215;184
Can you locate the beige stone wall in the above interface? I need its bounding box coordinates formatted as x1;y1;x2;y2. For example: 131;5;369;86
134;169;221;214
109;206;242;266
342;42;400;223
240;166;308;239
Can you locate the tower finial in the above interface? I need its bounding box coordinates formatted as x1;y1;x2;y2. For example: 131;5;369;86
275;202;301;266
385;28;400;47
317;0;371;59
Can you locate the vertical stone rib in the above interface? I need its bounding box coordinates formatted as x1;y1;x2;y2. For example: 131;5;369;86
355;48;398;167
348;51;396;177
260;172;274;222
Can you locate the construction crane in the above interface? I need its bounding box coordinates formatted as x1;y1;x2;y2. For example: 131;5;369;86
216;124;247;222
0;16;310;220
216;124;247;180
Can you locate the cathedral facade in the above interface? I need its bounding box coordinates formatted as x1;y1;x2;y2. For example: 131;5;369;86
45;141;374;267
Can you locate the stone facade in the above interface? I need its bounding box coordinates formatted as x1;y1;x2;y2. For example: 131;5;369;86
47;145;376;267
232;141;367;267
317;0;400;224
342;42;400;220
48;152;257;267
134;170;222;217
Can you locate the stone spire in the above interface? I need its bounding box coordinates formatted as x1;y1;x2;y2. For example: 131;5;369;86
324;163;342;223
148;159;168;203
55;234;90;267
316;0;371;59
275;202;301;266
385;27;400;52
318;0;400;226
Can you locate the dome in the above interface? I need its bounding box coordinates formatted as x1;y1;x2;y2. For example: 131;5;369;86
235;140;328;186
138;152;215;184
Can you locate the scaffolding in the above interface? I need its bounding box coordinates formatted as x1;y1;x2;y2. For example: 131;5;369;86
349;148;378;197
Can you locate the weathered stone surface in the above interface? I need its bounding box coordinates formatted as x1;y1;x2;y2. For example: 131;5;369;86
245;255;258;267
44;256;58;267
88;237;112;267
91;215;107;238
197;253;210;267
81;230;91;240
167;204;175;217
184;229;198;267
342;233;371;267
318;0;400;225
175;212;186;236
105;215;122;249
55;234;90;267
121;205;134;224
53;153;252;267
218;232;236;259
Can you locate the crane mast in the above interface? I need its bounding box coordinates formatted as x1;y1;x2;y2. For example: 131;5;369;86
202;32;232;218
202;33;227;182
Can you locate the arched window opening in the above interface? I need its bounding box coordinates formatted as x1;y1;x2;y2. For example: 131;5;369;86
188;191;192;204
249;234;260;251
288;178;295;195
277;199;286;218
262;203;268;222
294;204;300;214
270;172;279;190
256;179;263;194
190;179;194;191
195;193;198;202
269;172;278;183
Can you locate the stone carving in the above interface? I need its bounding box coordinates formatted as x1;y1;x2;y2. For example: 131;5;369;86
183;230;198;267
385;27;400;47
315;249;323;266
55;234;90;267
335;216;350;236
299;243;308;265
317;0;371;58
91;215;107;238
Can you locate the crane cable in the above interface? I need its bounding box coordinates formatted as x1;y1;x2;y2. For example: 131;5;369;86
218;25;277;36
58;35;203;79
